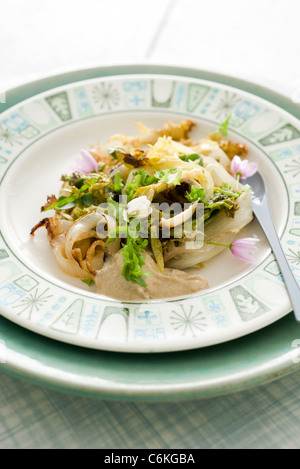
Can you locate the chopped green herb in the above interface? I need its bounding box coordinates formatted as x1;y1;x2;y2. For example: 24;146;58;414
172;170;183;186
185;186;206;203
218;114;231;136
81;278;94;287
154;168;182;185
204;184;243;218
44;178;98;211
55;201;76;211
80;193;95;207
125;170;156;200
213;183;241;199
61;173;86;189
61;173;102;189
179;153;203;166
121;236;150;287
125;168;183;201
112;172;125;193
137;169;157;186
108;147;124;160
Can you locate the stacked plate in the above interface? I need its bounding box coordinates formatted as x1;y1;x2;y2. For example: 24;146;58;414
0;65;299;400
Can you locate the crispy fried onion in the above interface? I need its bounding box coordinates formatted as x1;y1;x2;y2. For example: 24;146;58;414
30;217;71;240
32;212;120;278
72;240;106;275
41;194;58;212
51;235;93;279
114;148;148;168
63;210;120;276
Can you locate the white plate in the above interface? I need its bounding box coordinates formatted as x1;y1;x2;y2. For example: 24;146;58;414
0;73;299;353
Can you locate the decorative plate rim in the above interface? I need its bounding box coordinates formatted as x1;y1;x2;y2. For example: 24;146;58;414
0;69;299;353
0;64;299;400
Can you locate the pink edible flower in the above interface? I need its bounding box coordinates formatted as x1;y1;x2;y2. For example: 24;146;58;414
71;149;98;174
231;155;258;180
230;237;259;264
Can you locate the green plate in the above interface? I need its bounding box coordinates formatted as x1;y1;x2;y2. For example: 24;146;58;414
0;65;300;400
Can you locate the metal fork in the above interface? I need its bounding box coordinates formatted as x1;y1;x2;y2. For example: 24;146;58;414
243;171;300;322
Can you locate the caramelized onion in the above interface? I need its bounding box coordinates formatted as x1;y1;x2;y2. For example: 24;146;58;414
86;240;105;274
65;212;108;260
51;235;92;279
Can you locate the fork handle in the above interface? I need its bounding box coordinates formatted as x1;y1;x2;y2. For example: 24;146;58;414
253;195;300;321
